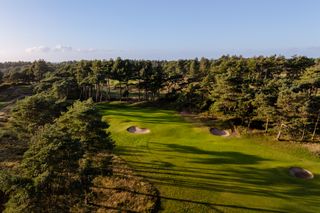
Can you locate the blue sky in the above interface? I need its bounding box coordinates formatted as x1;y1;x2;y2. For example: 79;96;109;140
0;0;320;61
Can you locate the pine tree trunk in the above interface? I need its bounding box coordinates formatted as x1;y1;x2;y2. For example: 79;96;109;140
145;89;148;101
300;123;306;141
105;83;108;101
276;123;283;141
87;86;89;99
91;86;94;99
79;86;83;100
138;79;141;101
247;119;252;134
312;111;320;141
108;79;111;100
276;130;282;141
126;82;129;101
95;84;99;102
119;81;122;101
265;117;269;133
86;86;89;99
100;84;103;102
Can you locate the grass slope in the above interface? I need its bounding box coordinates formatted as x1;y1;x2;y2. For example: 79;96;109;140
98;103;320;213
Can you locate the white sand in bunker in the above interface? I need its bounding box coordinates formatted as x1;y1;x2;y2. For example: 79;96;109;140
127;126;151;134
289;167;314;179
210;128;230;137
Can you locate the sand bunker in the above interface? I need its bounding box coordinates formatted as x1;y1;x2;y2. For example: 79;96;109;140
289;167;314;179
127;126;150;134
210;128;230;137
180;111;192;115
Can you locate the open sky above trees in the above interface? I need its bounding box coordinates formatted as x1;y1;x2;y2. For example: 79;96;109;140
1;0;320;61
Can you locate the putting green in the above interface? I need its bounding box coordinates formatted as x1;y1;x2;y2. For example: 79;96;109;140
98;103;320;213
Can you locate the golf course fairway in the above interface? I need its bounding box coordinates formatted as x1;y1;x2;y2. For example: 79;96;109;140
98;103;320;213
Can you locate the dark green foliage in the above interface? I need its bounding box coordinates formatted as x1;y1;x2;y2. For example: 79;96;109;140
9;93;67;140
2;99;113;212
34;64;80;99
29;60;52;82
55;99;114;151
2;56;320;140
20;124;83;211
0;172;36;213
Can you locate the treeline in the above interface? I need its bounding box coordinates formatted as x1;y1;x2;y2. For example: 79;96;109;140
0;94;113;211
1;56;320;141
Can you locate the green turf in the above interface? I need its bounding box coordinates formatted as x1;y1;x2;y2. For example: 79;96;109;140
98;102;320;213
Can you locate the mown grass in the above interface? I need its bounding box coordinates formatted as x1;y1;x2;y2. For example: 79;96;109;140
98;102;320;213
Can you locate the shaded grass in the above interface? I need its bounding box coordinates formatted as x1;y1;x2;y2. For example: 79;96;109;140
98;102;320;213
0;103;6;111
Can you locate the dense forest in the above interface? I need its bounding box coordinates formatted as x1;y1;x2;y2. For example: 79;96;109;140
1;56;319;141
0;63;114;211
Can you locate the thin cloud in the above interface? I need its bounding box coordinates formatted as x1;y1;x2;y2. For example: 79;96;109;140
75;48;97;53
25;45;114;54
25;45;51;53
53;45;73;52
75;48;115;53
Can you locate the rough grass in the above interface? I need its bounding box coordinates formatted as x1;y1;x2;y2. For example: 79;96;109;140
88;154;159;212
98;102;320;213
0;102;7;110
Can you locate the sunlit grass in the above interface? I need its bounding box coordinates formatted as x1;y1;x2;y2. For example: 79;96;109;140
98;102;320;213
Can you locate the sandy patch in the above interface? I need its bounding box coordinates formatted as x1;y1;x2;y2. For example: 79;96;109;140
289;167;314;179
127;126;150;134
210;128;230;137
180;111;192;116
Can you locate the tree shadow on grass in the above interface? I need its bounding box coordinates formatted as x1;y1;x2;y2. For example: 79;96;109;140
94;185;288;213
120;161;320;212
105;112;183;124
156;143;269;165
115;143;320;212
110;162;307;213
98;104;184;124
115;147;148;157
